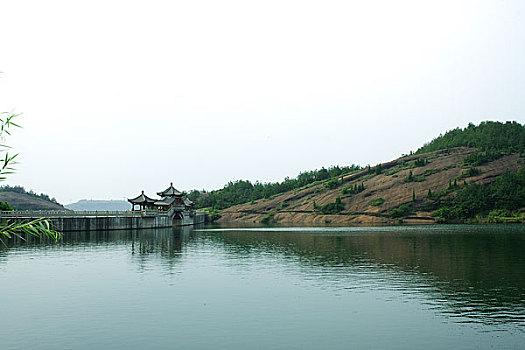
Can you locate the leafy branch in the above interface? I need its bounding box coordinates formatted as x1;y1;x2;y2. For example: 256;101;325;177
0;111;21;181
0;218;61;246
0;111;61;244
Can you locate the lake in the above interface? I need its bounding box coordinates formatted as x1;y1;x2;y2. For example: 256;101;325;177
1;224;525;349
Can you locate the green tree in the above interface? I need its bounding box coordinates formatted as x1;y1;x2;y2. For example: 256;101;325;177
406;170;414;182
0;201;13;211
433;168;525;221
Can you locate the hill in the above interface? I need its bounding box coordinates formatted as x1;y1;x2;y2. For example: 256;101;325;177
65;199;131;211
416;121;525;154
0;191;66;211
198;121;525;225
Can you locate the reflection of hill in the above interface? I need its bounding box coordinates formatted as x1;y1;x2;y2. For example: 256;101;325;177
3;224;525;325
206;225;525;325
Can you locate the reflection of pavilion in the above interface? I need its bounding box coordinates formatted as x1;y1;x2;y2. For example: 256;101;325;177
128;183;194;212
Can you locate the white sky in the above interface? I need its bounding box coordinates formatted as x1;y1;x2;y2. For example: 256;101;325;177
1;0;524;204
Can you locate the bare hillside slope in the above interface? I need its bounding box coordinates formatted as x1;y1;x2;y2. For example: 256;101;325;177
218;148;524;225
0;192;66;211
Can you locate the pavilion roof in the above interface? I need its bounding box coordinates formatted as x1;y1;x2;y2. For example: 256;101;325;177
184;198;194;206
154;196;177;206
157;182;183;197
128;191;157;204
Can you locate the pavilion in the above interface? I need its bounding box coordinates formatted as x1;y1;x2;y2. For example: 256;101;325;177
128;190;156;211
128;183;194;212
154;182;184;211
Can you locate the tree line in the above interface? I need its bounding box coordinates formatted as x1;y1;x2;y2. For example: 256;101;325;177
416;121;525;155
187;165;361;210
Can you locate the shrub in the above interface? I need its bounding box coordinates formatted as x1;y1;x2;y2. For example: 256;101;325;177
325;178;340;189
341;182;365;196
406;170;413;182
466;167;481;177
317;197;345;214
369;198;385;206
391;203;414;218
463;151;502;166
405;170;425;183
374;164;384;175
422;169;440;177
278;202;290;210
261;212;276;225
457;167;482;180
413;158;428;167
205;208;222;222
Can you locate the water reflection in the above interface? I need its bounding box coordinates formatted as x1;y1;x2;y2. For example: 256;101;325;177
2;224;525;328
1;226;196;270
202;225;525;326
130;226;195;273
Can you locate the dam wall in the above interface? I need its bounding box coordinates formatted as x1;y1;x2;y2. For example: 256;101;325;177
54;216;171;232
0;210;208;232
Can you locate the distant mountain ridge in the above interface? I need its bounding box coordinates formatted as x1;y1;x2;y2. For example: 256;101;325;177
65;199;131;211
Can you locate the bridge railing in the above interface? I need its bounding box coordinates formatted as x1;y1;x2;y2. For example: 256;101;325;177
0;210;144;218
0;209;209;221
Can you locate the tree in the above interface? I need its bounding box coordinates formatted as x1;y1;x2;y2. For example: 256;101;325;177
0;112;60;245
0;201;13;211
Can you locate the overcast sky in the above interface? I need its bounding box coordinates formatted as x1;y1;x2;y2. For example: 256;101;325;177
1;0;524;204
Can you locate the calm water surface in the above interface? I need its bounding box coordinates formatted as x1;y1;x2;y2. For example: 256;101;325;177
1;224;525;349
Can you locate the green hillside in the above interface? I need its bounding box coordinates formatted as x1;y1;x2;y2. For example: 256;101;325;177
417;121;525;154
